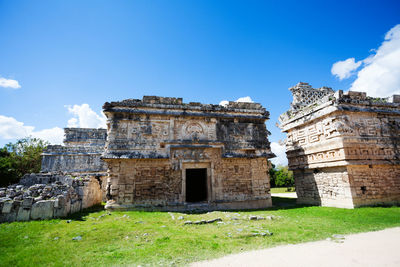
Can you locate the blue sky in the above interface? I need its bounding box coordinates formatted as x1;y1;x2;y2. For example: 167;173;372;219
1;0;399;164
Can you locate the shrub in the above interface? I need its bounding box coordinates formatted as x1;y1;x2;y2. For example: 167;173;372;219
0;137;49;186
269;163;294;188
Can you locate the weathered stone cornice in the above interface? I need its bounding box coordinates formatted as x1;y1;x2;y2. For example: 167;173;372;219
103;96;269;118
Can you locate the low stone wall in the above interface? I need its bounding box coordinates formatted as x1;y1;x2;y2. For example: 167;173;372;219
0;173;104;223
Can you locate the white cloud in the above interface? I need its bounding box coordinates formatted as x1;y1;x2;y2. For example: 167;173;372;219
235;96;253;103
332;24;400;97
219;96;254;106
0;115;33;139
66;104;106;128
0;103;106;145
331;58;362;80
270;141;288;166
67;117;78;128
219;100;229;106
0;115;63;144
0;77;21;89
31;127;64;145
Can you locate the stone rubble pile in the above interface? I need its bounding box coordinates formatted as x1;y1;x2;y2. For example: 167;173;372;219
0;173;102;223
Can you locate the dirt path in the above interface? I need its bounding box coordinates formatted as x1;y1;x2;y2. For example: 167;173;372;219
191;227;400;267
271;192;297;198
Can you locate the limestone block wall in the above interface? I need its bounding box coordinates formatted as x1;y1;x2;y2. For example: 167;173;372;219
216;158;270;202
280;83;400;208
348;165;400;207
104;157;271;211
105;159;181;207
0;173;103;223
293;167;354;208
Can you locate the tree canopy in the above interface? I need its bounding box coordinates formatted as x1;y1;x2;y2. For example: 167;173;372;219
269;163;294;188
0;137;49;186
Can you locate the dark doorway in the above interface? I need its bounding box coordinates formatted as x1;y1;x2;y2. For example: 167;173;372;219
186;168;208;202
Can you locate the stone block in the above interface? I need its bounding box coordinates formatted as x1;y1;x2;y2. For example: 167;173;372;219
0;210;17;223
17;207;31;221
2;201;13;213
54;200;70;218
70;201;81;214
22;197;34;208
30;200;54;220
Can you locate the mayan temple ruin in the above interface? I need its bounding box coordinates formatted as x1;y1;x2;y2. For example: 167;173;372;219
1;96;275;222
102;96;275;211
279;82;400;208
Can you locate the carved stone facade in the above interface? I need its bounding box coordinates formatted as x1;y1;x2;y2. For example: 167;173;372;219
280;83;400;208
102;96;274;211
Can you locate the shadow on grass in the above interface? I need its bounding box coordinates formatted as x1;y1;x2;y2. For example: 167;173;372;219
174;197;312;215
64;197;312;219
65;204;105;221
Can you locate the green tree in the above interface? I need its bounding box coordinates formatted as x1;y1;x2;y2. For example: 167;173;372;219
269;163;294;188
0;137;49;186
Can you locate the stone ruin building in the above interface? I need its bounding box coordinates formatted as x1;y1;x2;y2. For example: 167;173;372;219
0;128;107;222
102;96;274;211
1;96;275;222
279;82;400;208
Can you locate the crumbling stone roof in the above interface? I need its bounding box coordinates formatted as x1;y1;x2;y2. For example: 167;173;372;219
279;82;400;128
103;96;269;119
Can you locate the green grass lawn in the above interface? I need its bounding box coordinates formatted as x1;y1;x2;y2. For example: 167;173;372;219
270;187;295;193
1;199;399;266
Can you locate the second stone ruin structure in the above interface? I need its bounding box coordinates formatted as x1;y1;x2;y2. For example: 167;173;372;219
102;96;275;211
279;82;400;208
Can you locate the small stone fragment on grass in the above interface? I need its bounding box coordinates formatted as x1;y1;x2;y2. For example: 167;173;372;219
72;236;82;241
206;218;222;223
161;225;166;228
66;220;72;223
54;237;60;240
249;216;265;220
178;216;184;220
184;221;193;225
